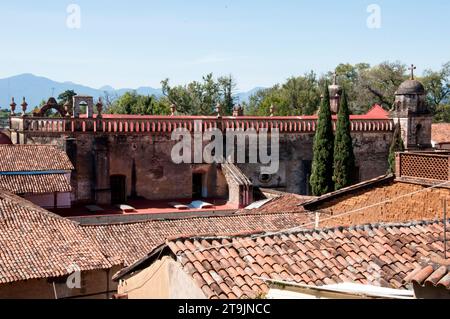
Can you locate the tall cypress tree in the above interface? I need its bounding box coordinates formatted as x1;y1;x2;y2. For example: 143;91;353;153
333;90;356;190
310;82;335;196
388;122;405;174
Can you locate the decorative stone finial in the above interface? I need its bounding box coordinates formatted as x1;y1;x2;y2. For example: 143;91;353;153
215;103;222;118
409;64;417;80
329;73;342;114
170;104;176;116
10;97;16;115
21;97;28;116
96;97;103;118
64;100;72;117
270;104;276;117
233;104;243;117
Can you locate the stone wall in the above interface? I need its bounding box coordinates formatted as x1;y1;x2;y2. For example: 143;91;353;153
314;181;450;228
14;127;393;203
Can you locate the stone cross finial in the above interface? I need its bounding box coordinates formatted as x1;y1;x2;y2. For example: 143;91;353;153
10;97;16;115
21;97;28;116
409;64;417;80
332;72;337;85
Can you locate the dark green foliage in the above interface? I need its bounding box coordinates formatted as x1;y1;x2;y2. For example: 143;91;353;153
109;91;170;115
57;90;77;105
388;122;405;174
161;73;236;115
333;90;356;190
310;83;335;196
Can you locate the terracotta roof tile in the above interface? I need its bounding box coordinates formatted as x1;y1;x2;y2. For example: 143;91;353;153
432;123;450;144
0;145;74;172
0;173;71;194
406;262;450;290
136;219;450;299
0;191;113;284
84;211;312;267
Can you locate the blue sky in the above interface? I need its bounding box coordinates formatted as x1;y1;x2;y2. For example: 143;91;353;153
0;0;449;91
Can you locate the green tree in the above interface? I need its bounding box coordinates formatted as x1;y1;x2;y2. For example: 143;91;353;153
218;75;236;115
310;83;335;196
57;90;77;105
246;72;321;116
388;122;405;174
161;74;217;115
421;62;450;122
109;91;170;115
333;90;356;190
356;61;407;111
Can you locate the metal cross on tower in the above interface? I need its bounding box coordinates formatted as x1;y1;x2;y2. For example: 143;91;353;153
409;64;417;80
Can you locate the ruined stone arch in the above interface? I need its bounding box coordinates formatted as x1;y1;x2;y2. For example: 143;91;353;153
33;98;67;117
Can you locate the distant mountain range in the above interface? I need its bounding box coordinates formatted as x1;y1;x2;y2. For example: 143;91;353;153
0;74;264;109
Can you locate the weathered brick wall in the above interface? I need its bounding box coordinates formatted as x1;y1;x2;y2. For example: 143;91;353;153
17;128;393;202
315;181;450;228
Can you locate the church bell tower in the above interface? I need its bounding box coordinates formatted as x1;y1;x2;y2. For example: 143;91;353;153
390;64;432;150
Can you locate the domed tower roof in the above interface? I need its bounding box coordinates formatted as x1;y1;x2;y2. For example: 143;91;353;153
396;64;425;95
0;132;12;145
395;79;425;95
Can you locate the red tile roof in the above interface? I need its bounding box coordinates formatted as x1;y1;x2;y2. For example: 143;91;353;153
0;191;114;284
432;123;450;144
83;211;315;267
0;145;74;172
405;262;450;290
0;173;71;194
363;104;389;119
237;194;314;215
115;219;449;299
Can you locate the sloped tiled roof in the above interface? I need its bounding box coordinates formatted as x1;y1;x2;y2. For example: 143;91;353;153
0;145;74;172
236;194;314;215
83;211;315;267
0;191;114;284
405;262;450;290
432;123;450;144
0;173;71;194
117;219;449;299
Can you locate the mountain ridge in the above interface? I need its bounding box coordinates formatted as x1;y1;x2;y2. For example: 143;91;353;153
0;74;263;109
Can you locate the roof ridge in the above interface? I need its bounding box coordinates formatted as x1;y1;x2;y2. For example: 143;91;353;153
163;218;450;244
80;210;308;228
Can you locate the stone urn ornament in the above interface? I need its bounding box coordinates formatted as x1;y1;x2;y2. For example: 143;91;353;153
10;97;16;116
21;97;28;116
